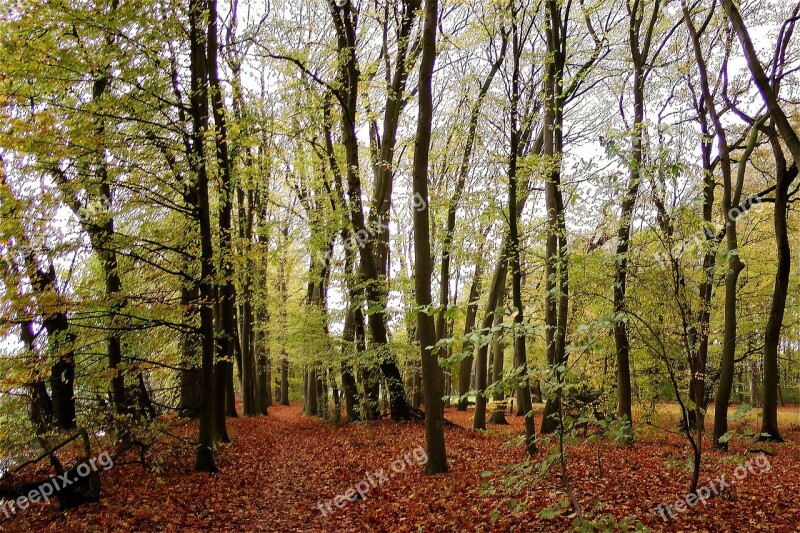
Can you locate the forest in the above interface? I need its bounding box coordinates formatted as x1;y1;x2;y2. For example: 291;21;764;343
0;0;799;530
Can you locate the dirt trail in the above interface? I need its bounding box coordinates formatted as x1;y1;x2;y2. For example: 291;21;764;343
5;404;800;532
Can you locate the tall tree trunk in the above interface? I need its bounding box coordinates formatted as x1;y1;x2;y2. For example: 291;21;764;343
474;257;508;431
322;97;363;422
368;0;422;296
264;350;273;411
456;261;482;411
486;301;506;418
436;31;507;349
688;151;715;432
489;285;507;420
722;0;800;443
471;123;540;429
435;32;505;415
328;1;410;419
412;0;447;475
278;226;290;406
507;15;536;452
49;13;139;432
683;1;742;448
208;0;237;429
541;0;569;435
316;371;326;418
760;131;795;441
255;303;272;414
613;0;662;433
613;67;642;429
213;311;230;441
188;0;217;471
305;368;318;416
341;305;360;421
90;0;135;433
280;349;289;406
238;187;258;416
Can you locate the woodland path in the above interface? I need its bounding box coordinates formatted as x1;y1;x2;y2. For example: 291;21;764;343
6;404;800;532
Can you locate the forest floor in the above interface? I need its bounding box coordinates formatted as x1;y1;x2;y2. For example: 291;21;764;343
4;402;800;532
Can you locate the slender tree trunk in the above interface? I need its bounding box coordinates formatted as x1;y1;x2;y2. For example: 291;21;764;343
49;18;138;432
412;0;447;475
489;286;507;425
716;0;800;444
368;0;421;333
412;363;423;408
541;0;569;435
278;227;290;406
316;371;326;418
436;31;507;350
238;188;258;416
490;287;507;404
280;349;289;406
507;17;536;452
613;0;662;433
305;366;318;416
254;322;269;414
613;67;643;428
263;341;273;411
457;262;482;411
341;299;361;421
329;1;410;419
683;1;742;448
722;0;800;442
239;296;256;415
760;135;794;442
87;0;140;433
188;0;217;471
474;257;508;431
208;0;237;428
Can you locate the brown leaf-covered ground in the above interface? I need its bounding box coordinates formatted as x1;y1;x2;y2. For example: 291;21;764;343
4;403;800;532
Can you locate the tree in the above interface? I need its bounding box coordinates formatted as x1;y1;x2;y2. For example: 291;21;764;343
613;0;666;430
506;0;536;454
412;0;448;475
723;0;800;441
188;0;219;471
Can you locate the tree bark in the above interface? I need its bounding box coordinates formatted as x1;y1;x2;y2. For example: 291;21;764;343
188;0;217;471
507;13;536;452
760;130;795;441
540;0;570;435
412;0;448;475
683;0;743;448
328;1;410;419
207;0;237;429
474;257;508;431
614;0;662;427
456;261;482;411
722;0;800;442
